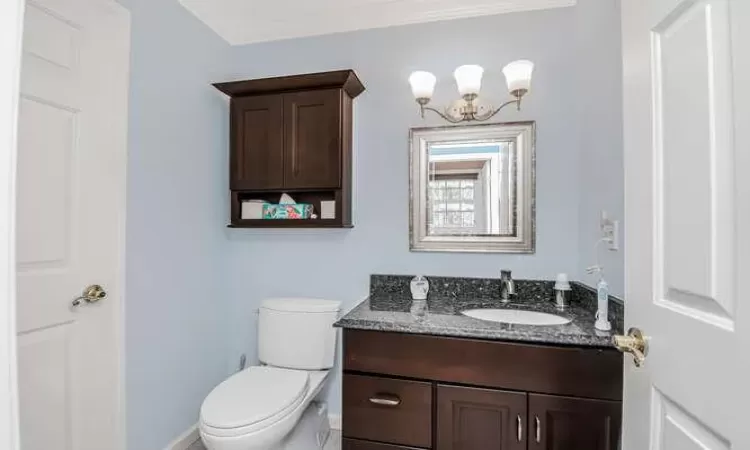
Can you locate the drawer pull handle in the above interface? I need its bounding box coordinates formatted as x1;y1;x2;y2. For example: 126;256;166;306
516;414;522;442
535;415;541;443
369;394;401;407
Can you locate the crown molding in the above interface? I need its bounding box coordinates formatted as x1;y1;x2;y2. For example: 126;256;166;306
179;0;576;45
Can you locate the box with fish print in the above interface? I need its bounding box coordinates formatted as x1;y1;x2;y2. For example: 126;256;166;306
262;203;314;219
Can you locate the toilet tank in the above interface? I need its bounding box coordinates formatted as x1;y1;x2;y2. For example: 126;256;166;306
258;298;341;370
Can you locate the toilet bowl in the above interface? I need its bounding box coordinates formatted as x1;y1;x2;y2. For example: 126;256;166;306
199;298;340;450
199;367;330;450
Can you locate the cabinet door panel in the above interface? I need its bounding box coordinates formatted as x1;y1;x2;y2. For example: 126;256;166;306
342;438;424;450
231;95;284;190
437;384;526;450
528;394;621;450
283;89;341;189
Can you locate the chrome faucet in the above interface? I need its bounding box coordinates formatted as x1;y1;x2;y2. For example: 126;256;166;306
500;270;516;303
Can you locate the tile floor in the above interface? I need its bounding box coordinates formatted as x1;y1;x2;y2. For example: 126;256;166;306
187;430;342;450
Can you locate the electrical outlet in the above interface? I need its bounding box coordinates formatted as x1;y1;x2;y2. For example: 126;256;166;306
600;210;619;251
607;220;619;251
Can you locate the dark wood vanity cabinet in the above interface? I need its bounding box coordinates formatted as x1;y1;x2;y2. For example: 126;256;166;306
342;330;623;450
214;70;363;228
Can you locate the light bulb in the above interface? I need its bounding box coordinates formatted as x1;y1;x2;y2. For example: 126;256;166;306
454;65;484;97
503;60;534;95
408;71;437;100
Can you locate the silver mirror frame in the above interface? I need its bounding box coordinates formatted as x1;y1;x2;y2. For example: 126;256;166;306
409;121;536;253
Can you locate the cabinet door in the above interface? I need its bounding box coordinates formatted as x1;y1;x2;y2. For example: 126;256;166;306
342;438;424;450
231;95;284;190
528;394;621;450
283;89;341;189
437;384;526;450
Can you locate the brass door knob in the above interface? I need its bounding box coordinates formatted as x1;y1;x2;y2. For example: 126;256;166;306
72;284;107;307
612;327;648;367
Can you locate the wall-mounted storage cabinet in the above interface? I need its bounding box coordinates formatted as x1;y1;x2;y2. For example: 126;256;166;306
214;70;364;228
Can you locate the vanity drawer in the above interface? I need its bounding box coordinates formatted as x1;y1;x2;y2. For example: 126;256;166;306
342;374;432;448
342;438;425;450
343;329;623;401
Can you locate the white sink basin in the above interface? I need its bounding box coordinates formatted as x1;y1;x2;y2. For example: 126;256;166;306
461;309;572;326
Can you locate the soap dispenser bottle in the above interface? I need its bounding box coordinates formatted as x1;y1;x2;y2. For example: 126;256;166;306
410;276;429;319
587;266;612;332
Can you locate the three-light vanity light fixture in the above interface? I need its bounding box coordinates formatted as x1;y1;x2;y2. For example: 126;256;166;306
408;60;534;123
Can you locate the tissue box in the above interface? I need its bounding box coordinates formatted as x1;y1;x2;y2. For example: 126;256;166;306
262;203;314;219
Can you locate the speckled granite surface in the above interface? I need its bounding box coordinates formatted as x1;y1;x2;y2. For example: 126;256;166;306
369;274;555;301
336;275;624;349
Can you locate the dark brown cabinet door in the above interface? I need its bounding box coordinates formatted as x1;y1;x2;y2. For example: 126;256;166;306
231;95;284;190
528;394;621;450
342;438;423;450
283;89;341;189
437;384;527;450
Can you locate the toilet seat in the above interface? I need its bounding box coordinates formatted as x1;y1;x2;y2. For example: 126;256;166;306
200;366;309;438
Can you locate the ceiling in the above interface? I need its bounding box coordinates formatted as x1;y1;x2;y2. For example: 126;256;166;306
179;0;576;45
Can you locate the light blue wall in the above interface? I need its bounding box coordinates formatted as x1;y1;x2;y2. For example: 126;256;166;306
118;0;624;442
119;1;232;448
222;6;612;414
575;0;625;297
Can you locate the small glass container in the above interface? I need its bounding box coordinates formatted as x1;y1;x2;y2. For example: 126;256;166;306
410;299;428;320
554;273;571;311
555;289;570;311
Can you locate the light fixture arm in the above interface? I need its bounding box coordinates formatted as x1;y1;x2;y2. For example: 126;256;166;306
418;104;464;124
473;97;523;121
417;95;523;123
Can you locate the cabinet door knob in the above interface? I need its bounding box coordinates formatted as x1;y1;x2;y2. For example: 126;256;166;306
535;415;541;443
368;394;401;407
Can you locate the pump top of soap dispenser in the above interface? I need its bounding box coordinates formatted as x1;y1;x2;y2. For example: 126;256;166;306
554;273;571;291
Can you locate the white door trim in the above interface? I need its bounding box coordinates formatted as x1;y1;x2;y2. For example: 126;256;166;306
0;0;24;448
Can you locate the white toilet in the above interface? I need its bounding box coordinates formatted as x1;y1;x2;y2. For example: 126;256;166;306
199;298;341;450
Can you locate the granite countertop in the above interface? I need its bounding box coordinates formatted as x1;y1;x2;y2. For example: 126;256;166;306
335;292;622;349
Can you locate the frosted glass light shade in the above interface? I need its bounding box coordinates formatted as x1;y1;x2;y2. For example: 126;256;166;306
503;60;534;93
454;65;484;97
409;71;437;100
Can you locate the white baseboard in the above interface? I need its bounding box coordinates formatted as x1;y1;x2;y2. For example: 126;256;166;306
163;416;336;449
163;423;200;450
328;414;341;430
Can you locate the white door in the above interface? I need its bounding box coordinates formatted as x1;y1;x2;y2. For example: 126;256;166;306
15;0;130;449
621;0;749;449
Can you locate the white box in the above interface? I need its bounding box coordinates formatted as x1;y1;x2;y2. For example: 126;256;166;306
241;201;265;219
320;200;336;219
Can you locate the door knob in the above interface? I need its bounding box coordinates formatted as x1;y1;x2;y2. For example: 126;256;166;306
612;327;648;367
72;284;107;307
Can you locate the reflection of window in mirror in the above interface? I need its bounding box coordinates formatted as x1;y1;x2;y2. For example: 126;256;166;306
427;142;513;236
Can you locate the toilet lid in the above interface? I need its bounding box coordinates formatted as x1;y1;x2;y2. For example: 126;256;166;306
200;366;309;430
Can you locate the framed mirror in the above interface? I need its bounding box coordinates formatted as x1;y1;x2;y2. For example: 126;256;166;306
409;122;535;253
